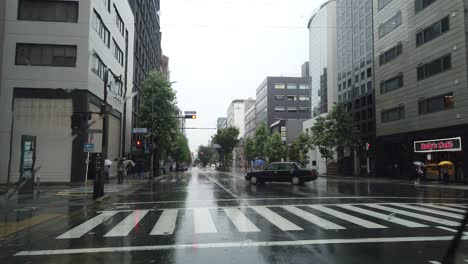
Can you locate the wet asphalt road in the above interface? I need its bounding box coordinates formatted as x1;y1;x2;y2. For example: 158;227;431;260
2;167;468;264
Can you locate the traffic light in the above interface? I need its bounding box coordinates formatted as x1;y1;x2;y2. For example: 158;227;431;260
366;143;371;151
184;114;196;119
136;140;143;148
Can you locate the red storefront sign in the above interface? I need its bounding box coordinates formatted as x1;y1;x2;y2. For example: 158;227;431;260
414;137;462;153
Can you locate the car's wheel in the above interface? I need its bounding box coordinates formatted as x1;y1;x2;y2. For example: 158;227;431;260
291;176;301;185
250;176;258;185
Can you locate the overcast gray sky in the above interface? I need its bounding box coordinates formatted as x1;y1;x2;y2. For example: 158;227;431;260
161;0;327;152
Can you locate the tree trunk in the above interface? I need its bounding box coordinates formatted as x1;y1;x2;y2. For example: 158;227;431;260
325;157;328;177
153;148;160;177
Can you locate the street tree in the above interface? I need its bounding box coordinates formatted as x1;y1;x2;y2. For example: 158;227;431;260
296;132;314;164
310;104;358;175
212;127;239;169
197;145;214;167
138;71;178;177
266;132;286;162
253;123;269;160
244;137;255;169
288;140;301;162
171;132;191;166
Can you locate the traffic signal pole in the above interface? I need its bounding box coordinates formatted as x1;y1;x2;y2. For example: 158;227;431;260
95;70;109;200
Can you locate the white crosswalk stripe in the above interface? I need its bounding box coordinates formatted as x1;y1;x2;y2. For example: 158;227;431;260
363;204;460;226
56;203;468;239
309;205;387;229
150;209;179;235
390;204;464;219
193;208;217;233
282;206;345;230
424;204;467;213
104;210;149;237
223;208;260;232
441;204;468;209
57;211;119;239
337;205;427;228
251;206;303;231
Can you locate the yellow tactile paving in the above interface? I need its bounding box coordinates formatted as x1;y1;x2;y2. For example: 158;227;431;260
0;214;61;239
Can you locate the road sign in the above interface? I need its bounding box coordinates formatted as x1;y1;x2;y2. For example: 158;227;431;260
84;143;95;152
132;128;148;134
281;132;286;137
184;111;197;115
281;126;286;132
281;137;287;142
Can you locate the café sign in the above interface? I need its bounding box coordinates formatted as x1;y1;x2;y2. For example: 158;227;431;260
414;137;462;153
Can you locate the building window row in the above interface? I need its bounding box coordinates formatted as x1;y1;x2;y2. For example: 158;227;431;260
18;0;78;23
92;53;106;80
114;5;125;36
378;12;402;39
417;53;451;81
381;105;405;123
378;0;393;11
274;83;308;90
416;16;449;47
15;43;77;67
92;10;110;48
379;42;402;66
113;39;124;66
103;0;111;12
380;73;404;94
419;93;454;115
415;0;437;14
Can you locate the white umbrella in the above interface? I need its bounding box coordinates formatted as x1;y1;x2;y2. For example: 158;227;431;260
122;160;136;167
105;159;113;166
413;161;426;167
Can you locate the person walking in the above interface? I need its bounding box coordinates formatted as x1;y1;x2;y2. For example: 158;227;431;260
117;158;125;184
414;166;423;185
442;165;450;184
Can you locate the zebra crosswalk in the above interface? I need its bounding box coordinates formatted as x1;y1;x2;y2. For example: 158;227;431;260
56;203;467;239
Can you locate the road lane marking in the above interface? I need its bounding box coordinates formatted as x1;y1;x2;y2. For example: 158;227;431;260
424;204;467;213
364;204;459;226
309;205;387;229
205;175;240;199
150;209;178;236
441;204;468;209
282;206;345;230
390;204;464;219
104;210;149;237
171;179;177;183
337;205;427;228
429;261;442;264
250;206;303;231
15;236;468;256
436;226;468;235
223;208;260;232
57;211;119;239
193;208;217;233
160;179;167;183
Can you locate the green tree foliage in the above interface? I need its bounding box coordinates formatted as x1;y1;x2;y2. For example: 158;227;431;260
197;145;215;167
288;140;301;162
244;137;255;169
266;132;286;162
171;132;191;165
253;123;269;160
212;127;240;169
310;104;358;175
138;71;178;176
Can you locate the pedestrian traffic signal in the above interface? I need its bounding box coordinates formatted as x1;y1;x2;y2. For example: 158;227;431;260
136;140;142;148
366;143;371;151
184;114;196;119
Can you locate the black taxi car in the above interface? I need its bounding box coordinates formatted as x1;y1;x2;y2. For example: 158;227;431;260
245;162;318;185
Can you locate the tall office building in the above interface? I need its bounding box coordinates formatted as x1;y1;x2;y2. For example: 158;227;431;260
217;117;227;131
244;103;256;139
373;0;468;181
227;99;255;138
336;0;375;176
303;0;337;175
0;0;134;183
128;0;162;151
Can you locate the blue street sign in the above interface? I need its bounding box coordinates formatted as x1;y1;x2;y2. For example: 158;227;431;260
84;143;95;152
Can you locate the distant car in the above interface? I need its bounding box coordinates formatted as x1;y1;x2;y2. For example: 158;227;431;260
245;162;317;185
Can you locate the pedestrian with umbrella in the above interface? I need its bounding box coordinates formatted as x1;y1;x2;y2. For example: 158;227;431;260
104;159;112;184
439;161;453;184
413;161;425;185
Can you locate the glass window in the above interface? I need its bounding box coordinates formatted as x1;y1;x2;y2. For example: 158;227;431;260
274;95;285;101
275;106;285;112
382;106;405;123
113;40;124;66
104;0;111;12
287;107;298;112
299;107;310;113
380;73;404;94
367;81;373;92
415;0;437;13
298;96;310;101
416;16;450;47
380;42;403;65
15;43;77;67
266;164;280;170
379;12;402;38
93;10;111;48
287;95;297;101
92;53;106;80
287;83;297;89
274;83;285;89
18;0;79;23
361;84;366;95
378;0;393;11
419;93;454;115
114;5;125;36
299;84;309;90
417;53;451;80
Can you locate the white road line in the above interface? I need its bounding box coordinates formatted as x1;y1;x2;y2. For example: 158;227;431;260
205;176;240;199
424;204;467;213
429;261;442;264
364;204;460;227
282;206;345;230
150;209;179;236
57;211;119;239
250;206;303;231
171;179;177;183
442;204;468;209
436;226;468;236
160;179;167;183
15;236;468;256
391;204;464;219
337;205;427;228
193;208;217;233
309;205;387;229
223;208;260;232
104;210;149;237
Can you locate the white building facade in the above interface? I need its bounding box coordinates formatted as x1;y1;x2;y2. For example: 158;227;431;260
226;99;255;138
0;0;134;183
303;0;338;175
